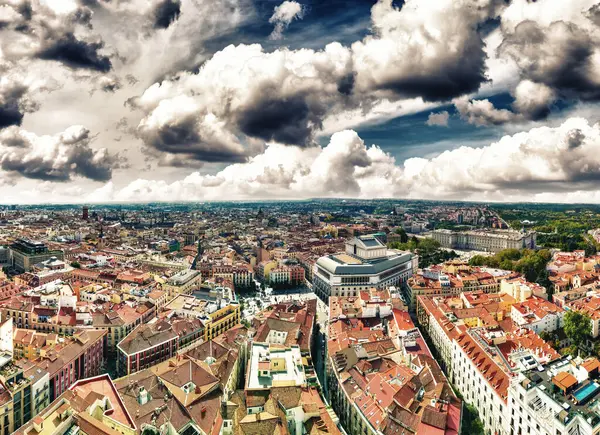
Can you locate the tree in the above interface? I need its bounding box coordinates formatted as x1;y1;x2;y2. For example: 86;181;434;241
469;255;486;266
389;236;456;268
394;227;409;243
417;238;440;253
564;310;591;350
468;248;552;284
485;256;500;268
462;404;485;435
497;248;521;262
70;261;81;269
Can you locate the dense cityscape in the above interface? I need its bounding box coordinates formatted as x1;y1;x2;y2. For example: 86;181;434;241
1;0;599;433
0;200;593;434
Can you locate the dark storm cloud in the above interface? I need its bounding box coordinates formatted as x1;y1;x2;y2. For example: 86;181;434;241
0;157;72;181
16;1;32;21
0;83;36;130
153;0;182;29
140;146;206;168
348;0;509;103
477;16;502;37
0;105;24;129
71;7;94;28
588;4;600;26
78;0;103;7
95;77;122;93
499;20;600;101
0;1;113;74
236;95;325;146
37;33;112;72
567;129;585;149
69;145;115;181
337;73;355;96
515;98;552;121
375;37;487;102
101;82;120;92
139;114;248;163
0;126;119;182
142;115;201;152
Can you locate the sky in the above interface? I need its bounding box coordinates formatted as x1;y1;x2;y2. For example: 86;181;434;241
1;0;600;203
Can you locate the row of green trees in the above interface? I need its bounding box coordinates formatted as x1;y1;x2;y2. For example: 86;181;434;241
495;204;600;252
388;234;458;268
468;248;552;293
537;233;597;254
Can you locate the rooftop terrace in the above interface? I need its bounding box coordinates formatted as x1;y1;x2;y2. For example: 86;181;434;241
520;357;600;428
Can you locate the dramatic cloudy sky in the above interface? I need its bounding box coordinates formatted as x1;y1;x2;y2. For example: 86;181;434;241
1;0;600;203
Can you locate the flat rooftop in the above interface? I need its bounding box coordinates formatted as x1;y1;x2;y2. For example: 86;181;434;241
317;250;412;276
334;253;362;265
168;269;200;285
247;343;306;390
521;358;600;425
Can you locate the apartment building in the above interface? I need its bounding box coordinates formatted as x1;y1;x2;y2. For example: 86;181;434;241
116;319;179;376
30;329;107;401
418;292;563;435
407;262;518;311
205;303;241;341
17;374;137;435
232;264;254;288
9;239;64;273
508;357;600;435
91;302;153;356
162;269;202;297
511;297;565;334
326;289;461;435
0;362;41;433
164;293;241;341
253;298;316;357
246;342;306;393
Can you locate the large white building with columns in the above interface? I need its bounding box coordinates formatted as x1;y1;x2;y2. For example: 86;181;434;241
431;228;537;252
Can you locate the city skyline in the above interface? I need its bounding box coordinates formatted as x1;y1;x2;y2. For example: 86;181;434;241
1;0;600;203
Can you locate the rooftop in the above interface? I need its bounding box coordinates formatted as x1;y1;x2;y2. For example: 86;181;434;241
519;357;600;426
317;250;412;276
117;321;178;356
247;343;306;390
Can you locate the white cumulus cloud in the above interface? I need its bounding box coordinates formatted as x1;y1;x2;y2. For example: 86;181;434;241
87;117;600;203
269;1;305;40
426;111;449;127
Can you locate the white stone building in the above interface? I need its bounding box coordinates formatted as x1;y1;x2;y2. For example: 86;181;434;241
313;235;416;303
